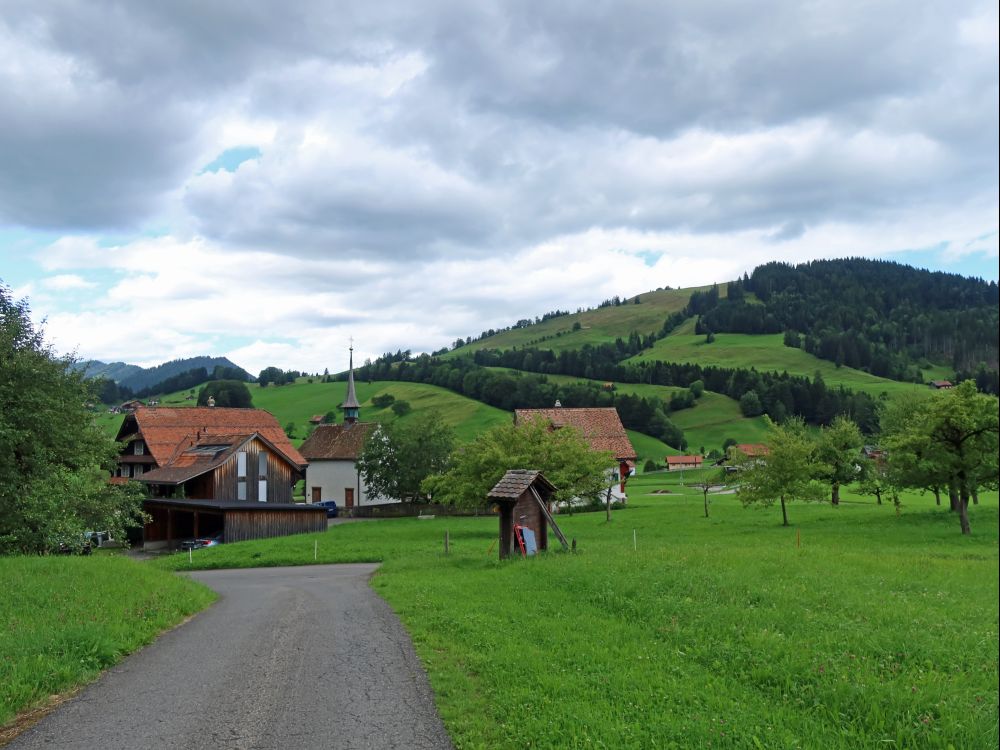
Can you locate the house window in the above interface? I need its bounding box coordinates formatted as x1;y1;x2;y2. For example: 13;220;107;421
257;451;268;502
237;452;247;478
237;480;247;501
134;465;143;477
134;441;144;455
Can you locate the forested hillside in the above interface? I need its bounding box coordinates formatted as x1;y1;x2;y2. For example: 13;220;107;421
692;259;998;385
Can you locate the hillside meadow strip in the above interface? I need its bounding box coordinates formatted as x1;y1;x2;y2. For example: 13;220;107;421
155;485;999;749
0;556;215;729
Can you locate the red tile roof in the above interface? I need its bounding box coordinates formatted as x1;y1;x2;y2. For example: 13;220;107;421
117;407;306;469
514;407;637;460
299;422;377;461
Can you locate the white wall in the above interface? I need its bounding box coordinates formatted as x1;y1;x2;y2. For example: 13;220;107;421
305;460;397;507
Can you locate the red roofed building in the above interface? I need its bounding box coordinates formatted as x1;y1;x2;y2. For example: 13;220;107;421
514;405;637;502
114;406;306;502
666;455;703;471
733;443;769;458
113;406;318;549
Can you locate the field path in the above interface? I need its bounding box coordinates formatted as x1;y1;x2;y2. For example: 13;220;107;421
9;564;452;750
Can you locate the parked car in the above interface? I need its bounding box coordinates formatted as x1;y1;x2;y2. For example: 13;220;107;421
315;500;339;518
179;532;224;551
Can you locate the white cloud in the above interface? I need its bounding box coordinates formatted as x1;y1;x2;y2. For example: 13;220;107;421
39;273;96;290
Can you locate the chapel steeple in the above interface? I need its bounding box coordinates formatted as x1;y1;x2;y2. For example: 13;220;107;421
341;344;361;425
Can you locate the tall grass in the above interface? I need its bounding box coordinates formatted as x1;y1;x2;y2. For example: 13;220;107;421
154;487;999;749
0;556;215;727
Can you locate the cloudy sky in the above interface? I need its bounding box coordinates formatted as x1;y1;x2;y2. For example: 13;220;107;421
1;1;997;375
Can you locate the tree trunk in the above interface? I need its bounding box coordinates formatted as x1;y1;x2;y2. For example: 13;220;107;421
958;488;972;535
831;482;840;506
972;487;979;505
875;487;882;505
605;485;612;523
948;482;959;512
703;487;709;518
933;486;941;506
780;495;789;527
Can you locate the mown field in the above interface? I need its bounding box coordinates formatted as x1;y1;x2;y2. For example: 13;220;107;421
154;482;999;749
0;557;215;729
628;331;935;399
443;286;708;356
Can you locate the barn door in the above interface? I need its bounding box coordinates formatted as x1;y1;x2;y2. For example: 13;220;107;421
311;487;322;503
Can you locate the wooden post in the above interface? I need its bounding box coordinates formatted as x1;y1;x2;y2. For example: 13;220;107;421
499;504;514;559
444;530;450;555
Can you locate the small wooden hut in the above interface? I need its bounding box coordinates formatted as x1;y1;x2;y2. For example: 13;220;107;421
487;470;567;559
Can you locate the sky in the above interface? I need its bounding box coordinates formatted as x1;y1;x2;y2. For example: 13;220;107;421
1;1;997;376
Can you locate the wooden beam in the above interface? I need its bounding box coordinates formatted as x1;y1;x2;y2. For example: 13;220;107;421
530;487;568;550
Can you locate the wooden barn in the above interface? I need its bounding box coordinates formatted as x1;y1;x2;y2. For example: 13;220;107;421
113;406;312;548
486;470;567;559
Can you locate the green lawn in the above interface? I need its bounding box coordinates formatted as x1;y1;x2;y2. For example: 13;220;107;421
444;286;702;356
628;332;935;400
154;489;999;749
0;556;215;728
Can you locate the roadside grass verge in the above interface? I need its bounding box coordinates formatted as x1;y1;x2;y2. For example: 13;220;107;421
0;556;215;728
154;489;998;749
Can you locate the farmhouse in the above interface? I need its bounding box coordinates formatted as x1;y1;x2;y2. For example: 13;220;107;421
930;380;954;389
300;346;395;510
514;405;637;502
113;406;320;548
666;455;703;471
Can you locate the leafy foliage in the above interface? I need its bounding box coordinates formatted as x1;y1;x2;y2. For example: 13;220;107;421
883;381;999;534
814;415;866;504
197;379;253;408
735;418;827;525
358;414;455;501
424;418;615;509
0;284;146;553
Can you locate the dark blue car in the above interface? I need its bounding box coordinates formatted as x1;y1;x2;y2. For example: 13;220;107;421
315;500;339;518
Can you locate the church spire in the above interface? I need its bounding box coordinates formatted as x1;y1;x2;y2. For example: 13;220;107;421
341;343;360;424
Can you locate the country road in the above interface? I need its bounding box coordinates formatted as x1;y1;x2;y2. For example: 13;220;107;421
9;564;452;750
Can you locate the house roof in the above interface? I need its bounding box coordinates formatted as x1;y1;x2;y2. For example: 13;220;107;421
117;407;306;468
144;498;325;514
487;469;557;501
666;455;703;465
139;432;299;486
299;422;377;461
514;407;637;460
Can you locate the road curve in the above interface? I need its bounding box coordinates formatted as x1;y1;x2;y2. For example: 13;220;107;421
9;564;452;750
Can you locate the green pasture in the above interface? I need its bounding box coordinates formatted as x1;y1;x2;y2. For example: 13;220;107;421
154;488;999;749
0;556;214;728
628;332;936;399
96;380;512;446
445;286;702;356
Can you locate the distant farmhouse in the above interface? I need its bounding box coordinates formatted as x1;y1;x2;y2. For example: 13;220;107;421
300;347;395;511
113;406;321;548
666;455;703;471
514;403;637;502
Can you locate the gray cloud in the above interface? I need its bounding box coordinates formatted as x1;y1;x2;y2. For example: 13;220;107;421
0;0;995;259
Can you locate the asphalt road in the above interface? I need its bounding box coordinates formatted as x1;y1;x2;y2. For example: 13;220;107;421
10;564;453;750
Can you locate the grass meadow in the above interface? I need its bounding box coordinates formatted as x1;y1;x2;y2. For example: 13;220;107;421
0;557;215;728
627;332;935;400
153;480;999;749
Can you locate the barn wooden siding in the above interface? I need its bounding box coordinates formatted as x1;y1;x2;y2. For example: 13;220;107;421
223;508;326;542
213;436;299;503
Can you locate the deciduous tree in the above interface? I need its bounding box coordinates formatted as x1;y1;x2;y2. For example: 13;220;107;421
358;414;454;502
1;285;146;553
736;418;826;526
424;418;614;509
815;415;865;505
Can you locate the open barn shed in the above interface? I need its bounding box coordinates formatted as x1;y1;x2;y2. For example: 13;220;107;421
143;499;327;549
